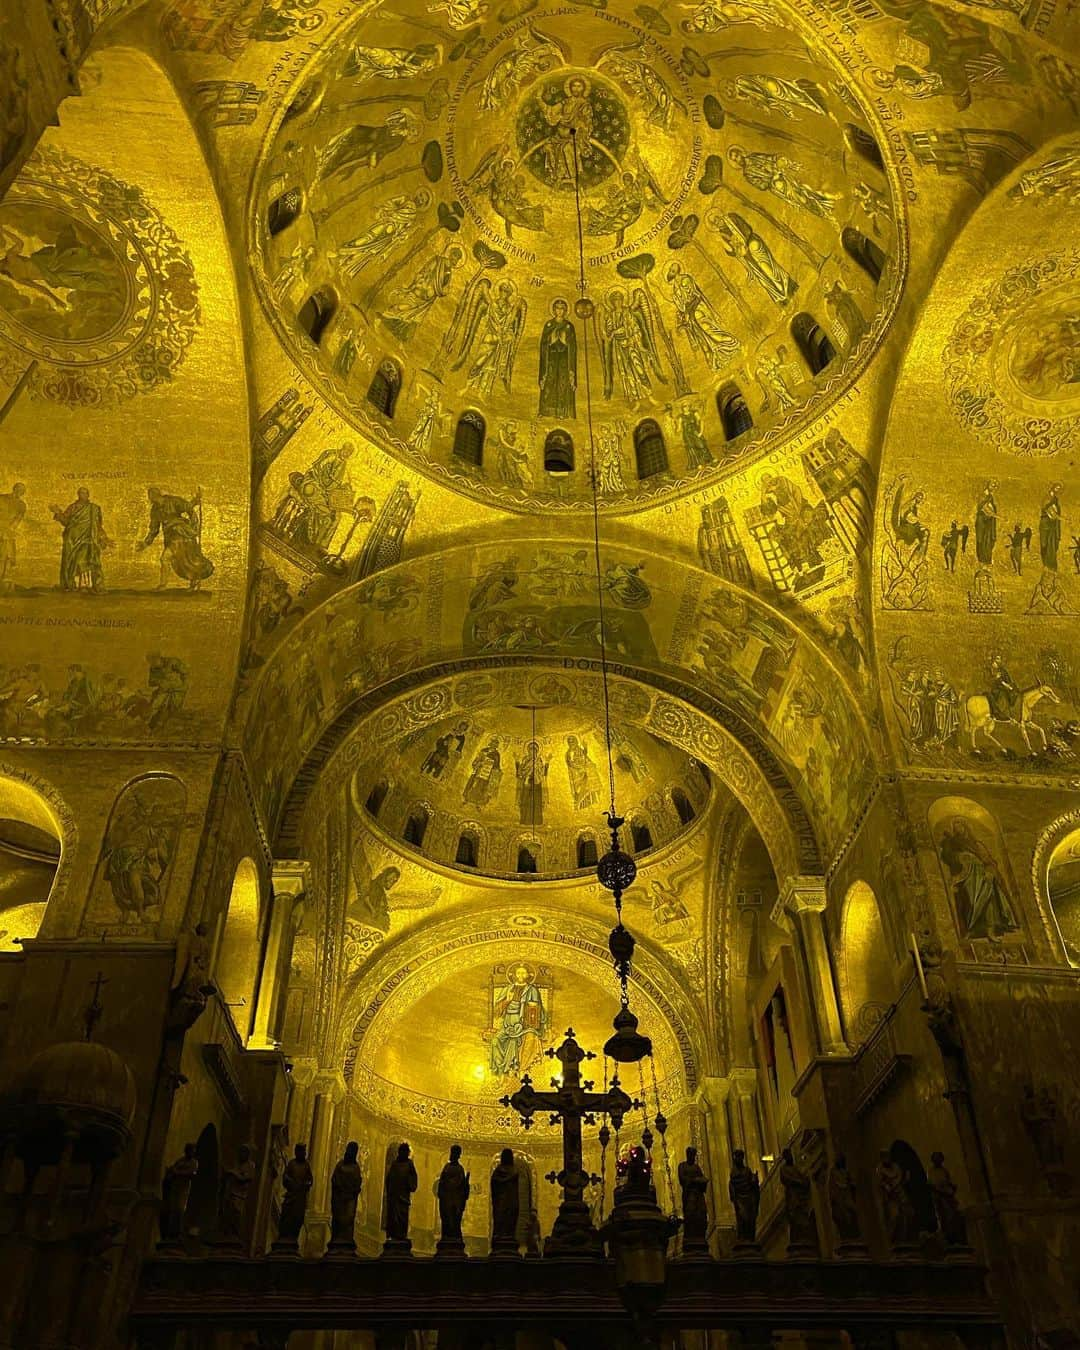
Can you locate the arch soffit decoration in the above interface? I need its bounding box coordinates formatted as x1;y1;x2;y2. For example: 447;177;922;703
246;541;877;873
0;761;78;926
1031;804;1080;957
336;904;708;1093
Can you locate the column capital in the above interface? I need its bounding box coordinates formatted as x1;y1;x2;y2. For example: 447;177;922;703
695;1075;733;1110
729;1066;758;1099
778;875;828;918
272;859;311;900
289;1056;319;1089
312;1070;348;1105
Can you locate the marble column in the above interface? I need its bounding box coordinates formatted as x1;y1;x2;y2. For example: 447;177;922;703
249;861;310;1051
694;1076;735;1230
779;877;849;1059
305;1071;347;1256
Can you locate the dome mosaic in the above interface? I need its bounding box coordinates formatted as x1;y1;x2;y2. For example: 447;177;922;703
352;703;712;878
251;0;905;515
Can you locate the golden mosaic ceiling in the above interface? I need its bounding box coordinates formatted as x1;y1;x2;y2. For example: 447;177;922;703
353;702;712;878
251;0;904;514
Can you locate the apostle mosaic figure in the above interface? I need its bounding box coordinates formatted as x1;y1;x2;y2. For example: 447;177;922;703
712;212;797;306
728;146;839;219
136;487;215;591
50;487;111;593
667;262;739;370
463;737;503;807
332;190;431;277
0;481;26;591
537;299;577;418
380;243;464;343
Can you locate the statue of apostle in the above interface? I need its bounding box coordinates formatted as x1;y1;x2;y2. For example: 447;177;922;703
728;1149;760;1246
537;299;577;418
329;1142;364;1251
678;1146;710;1253
436;1144;470;1254
218;1143;256;1246
383;1142;418;1252
490;1147;521;1254
276;1143;314;1248
159;1142;198;1245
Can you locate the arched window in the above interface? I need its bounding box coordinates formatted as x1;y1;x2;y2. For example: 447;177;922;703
843;124;885;175
365;780;389;818
717;384;754;442
576;835;599;869
455;831;479;867
842;227;887;286
453;411;485;467
403;806;430;849
267;188;304;237
544;429;574;475
517;845;538;874
297;286;337;346
367;358;403;418
216;858;262;1038
631;819;653;853
790;313;837;376
634;420;668;480
672;788;695;825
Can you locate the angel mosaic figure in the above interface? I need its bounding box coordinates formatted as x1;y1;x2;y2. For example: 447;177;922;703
881;476;931;609
597;42;688;129
728;146;839;219
343;42;441;80
722;74;828;119
469;150;546;238
667;262;739;370
348;841;438;933
452;278;528;396
711;212;797;307
478;26;568;112
331;190;431;277
596;286;665;402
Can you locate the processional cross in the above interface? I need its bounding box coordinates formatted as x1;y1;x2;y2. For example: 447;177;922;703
501;1027;641;1255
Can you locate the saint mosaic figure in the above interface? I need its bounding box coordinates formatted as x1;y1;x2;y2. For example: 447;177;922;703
464;737;503;806
380;243;464;343
516;740;549;825
565;733;602;810
489;963;547;1076
667;262;739;370
712;212;797;306
936;815;1020;939
537;299;577;418
50;487;111;593
728;146;839;219
136;487;214;591
0;481;26;591
332;190;431;277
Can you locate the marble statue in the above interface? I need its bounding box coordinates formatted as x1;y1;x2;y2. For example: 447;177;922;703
218;1143;256;1245
875;1149;917;1250
779;1148;817;1254
329;1141;364;1250
277;1143;314;1245
167;922;215;1032
490;1147;521;1252
928;1150;968;1248
827;1153;864;1250
384;1142;418;1250
437;1143;470;1252
159;1142;198;1244
678;1146;710;1252
728;1148;760;1245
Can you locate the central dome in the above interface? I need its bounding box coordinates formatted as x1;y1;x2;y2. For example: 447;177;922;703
353;703;711;879
252;0;903;513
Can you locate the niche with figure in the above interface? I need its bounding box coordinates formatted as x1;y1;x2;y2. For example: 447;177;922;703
928;796;1022;943
87;774;186;934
